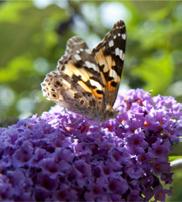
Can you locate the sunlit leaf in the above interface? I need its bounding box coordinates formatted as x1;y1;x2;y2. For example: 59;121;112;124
0;2;30;23
0;56;33;82
169;156;182;161
131;53;174;94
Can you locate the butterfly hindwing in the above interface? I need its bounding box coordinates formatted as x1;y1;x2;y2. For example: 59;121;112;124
41;70;99;116
42;36;105;118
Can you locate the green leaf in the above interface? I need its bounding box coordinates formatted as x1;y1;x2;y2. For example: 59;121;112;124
0;2;30;23
169;156;182;161
131;53;174;94
0;56;33;82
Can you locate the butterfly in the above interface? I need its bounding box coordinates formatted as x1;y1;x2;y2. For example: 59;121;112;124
41;20;126;121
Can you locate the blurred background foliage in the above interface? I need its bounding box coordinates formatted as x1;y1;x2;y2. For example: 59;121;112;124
0;0;182;123
0;1;181;201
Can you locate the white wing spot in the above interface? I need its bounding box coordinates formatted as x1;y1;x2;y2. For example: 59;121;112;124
85;61;99;72
109;69;117;78
74;54;81;61
118;33;121;37
115;48;120;56
122;34;126;40
90;79;102;90
109;40;114;47
114;35;117;39
85;49;91;54
115;48;124;60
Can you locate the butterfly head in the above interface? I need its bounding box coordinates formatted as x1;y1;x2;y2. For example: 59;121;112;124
101;107;118;121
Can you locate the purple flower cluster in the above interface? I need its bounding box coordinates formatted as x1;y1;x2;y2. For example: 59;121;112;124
0;89;181;202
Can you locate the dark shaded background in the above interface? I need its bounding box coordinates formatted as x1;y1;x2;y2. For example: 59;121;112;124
0;1;181;201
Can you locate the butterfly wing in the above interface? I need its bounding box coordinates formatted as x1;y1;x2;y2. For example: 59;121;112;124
41;36;105;119
42;20;126;121
92;20;126;109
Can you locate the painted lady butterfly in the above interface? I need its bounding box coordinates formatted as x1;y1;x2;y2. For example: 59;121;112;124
41;20;126;121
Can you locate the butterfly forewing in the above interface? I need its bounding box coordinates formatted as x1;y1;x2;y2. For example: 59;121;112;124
93;20;126;108
41;20;126;121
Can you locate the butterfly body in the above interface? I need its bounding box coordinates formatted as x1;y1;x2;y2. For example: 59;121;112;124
41;20;126;121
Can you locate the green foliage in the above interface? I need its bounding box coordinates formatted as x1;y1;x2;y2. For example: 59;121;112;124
0;2;28;23
131;53;174;94
169;156;182;161
0;1;70;121
0;56;33;82
167;169;182;202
